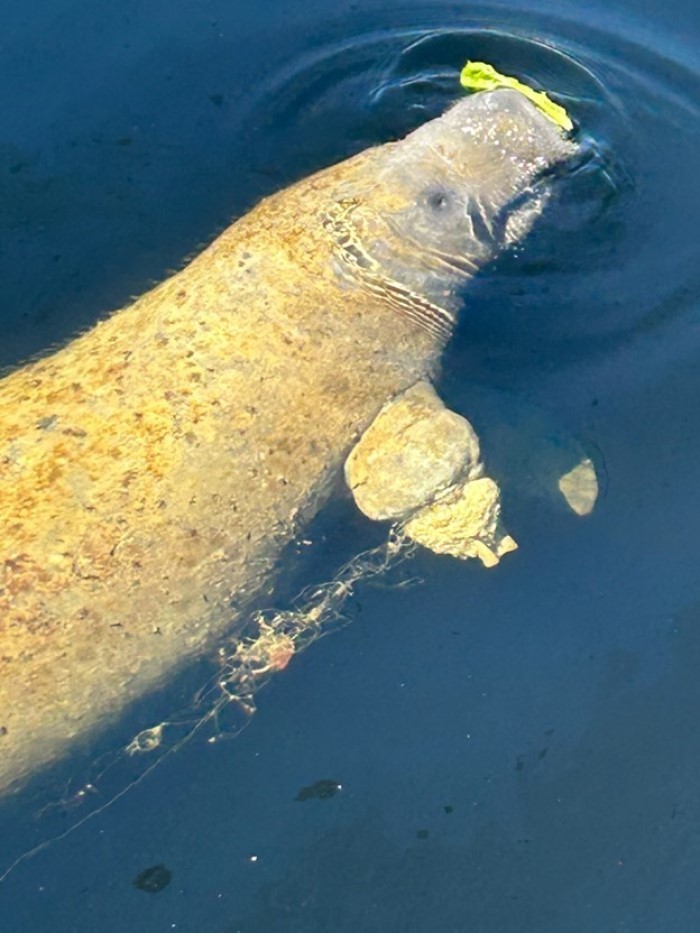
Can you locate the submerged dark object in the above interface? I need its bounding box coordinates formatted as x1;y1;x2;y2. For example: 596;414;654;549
132;863;172;894
296;779;343;801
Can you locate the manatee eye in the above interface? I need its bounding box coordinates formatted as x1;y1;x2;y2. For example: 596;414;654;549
425;187;452;212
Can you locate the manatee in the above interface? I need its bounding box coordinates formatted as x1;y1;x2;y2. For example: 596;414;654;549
0;88;576;796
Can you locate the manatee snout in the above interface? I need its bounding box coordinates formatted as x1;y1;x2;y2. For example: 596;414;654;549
359;88;578;317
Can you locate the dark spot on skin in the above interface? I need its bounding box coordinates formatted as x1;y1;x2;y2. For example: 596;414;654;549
0;726;7;736
37;415;57;431
295;779;342;801
208;93;224;107
133;864;172;894
117;137;132;147
443;805;453;814
416;829;429;840
538;748;549;760
515;755;526;772
121;471;138;489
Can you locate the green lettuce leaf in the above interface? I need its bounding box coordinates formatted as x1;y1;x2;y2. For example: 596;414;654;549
460;61;573;132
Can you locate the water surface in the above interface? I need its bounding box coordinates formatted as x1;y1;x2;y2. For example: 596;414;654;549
1;0;700;930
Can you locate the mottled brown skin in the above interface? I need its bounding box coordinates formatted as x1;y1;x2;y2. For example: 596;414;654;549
0;146;439;795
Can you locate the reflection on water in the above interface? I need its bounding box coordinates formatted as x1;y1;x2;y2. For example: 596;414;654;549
1;0;700;930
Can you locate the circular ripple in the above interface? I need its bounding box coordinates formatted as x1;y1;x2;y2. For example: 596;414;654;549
238;16;700;375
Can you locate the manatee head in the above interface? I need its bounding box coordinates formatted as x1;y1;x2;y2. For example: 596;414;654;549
329;88;577;340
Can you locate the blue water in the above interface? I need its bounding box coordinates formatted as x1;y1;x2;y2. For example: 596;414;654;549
2;0;700;930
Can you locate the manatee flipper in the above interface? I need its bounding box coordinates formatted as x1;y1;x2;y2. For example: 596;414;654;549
344;381;517;566
447;386;600;517
557;459;599;516
402;477;518;567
